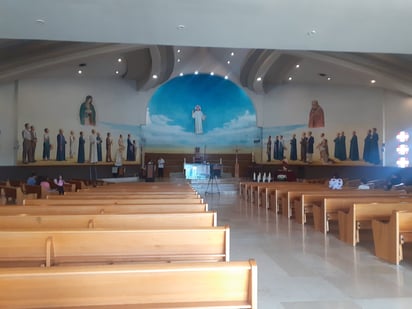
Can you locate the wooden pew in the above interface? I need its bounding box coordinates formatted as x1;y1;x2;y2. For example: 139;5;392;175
0;203;208;215
0;226;230;267
295;190;408;225
24;198;204;206
0;260;257;309
47;193;201;199
337;202;412;246
0;212;217;230
372;210;412;264
313;195;412;234
0;185;24;204
82;182;196;192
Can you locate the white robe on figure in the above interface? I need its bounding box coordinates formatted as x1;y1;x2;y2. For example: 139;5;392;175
89;134;98;163
192;109;205;134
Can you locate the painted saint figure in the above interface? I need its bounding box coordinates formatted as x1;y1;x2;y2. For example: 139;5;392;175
266;136;272;162
192;105;206;134
79;95;96;126
42;128;51;160
77;131;85;163
89;129;98;163
56;129;66;161
290;134;297;161
349;131;359;161
308;100;325;128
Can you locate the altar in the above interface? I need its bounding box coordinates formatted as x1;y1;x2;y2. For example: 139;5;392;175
184;163;210;180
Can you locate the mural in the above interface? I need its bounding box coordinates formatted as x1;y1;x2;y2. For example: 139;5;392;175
143;74;259;153
79;95;96;126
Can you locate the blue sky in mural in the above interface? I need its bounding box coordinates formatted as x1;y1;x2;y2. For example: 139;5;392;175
144;74;259;152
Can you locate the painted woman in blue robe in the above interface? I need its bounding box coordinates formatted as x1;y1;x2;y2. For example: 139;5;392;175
77;132;85;163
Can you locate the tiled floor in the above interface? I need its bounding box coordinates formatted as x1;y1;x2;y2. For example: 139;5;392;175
204;192;412;309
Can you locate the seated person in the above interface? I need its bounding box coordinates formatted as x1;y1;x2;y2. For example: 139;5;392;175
26;172;37;186
358;177;370;190
386;173;403;190
329;174;343;190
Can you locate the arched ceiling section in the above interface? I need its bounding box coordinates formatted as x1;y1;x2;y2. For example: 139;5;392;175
240;50;301;94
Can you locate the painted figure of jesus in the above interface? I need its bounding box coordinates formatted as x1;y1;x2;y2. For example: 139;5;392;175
192;104;206;134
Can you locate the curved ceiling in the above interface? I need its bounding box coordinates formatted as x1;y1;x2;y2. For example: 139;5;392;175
0;1;412;95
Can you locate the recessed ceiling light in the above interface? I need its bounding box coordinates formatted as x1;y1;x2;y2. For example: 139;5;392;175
194;70;199;75
179;73;184;76
117;58;122;63
256;77;262;82
152;74;158;79
177;25;185;30
371;79;376;84
77;69;83;75
227;60;231;64
35;19;45;24
230;52;235;56
224;76;229;80
210;72;214;76
327;77;331;81
307;29;317;36
177;49;181;53
296;64;300;68
177;59;181;63
115;70;119;75
288;77;293;81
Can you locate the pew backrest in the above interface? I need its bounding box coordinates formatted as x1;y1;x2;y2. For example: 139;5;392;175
0;226;230;267
0;260;257;309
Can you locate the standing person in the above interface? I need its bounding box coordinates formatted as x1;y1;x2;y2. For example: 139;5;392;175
266;136;272;162
289;134;297;161
306;131;314;163
126;134;134;161
56;129;66;161
349;131;359;161
54;175;67;195
79;95;96;126
96;132;103;162
157;157;165;178
89;129;98;164
77;131;85;163
69;130;76;159
22;123;32;164
363;129;372;163
106;132;113;162
42;128;51;160
370;128;380;164
192;104;206;134
340;131;347;161
30;125;37;162
300;132;307;162
308;100;325;128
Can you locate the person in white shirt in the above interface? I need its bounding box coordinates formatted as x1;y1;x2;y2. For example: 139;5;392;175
329;174;343;190
157;157;165;177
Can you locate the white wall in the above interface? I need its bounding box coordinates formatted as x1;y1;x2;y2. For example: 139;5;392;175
0;82;17;165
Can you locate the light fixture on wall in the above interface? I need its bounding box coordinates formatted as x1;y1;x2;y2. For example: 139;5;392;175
78;63;86;75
